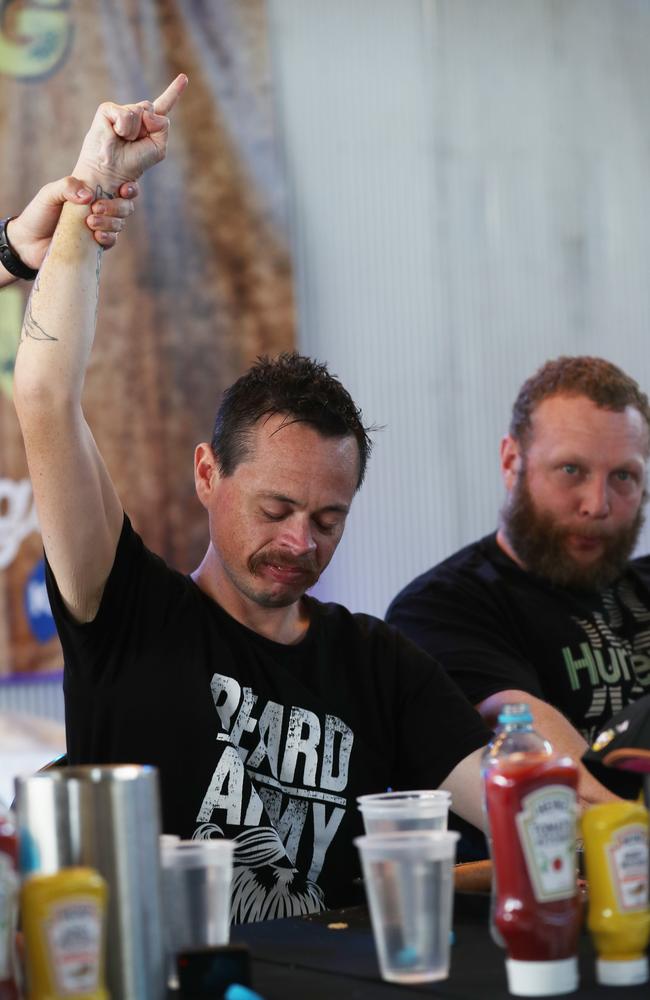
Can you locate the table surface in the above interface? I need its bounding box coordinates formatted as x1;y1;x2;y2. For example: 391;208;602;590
228;893;649;1000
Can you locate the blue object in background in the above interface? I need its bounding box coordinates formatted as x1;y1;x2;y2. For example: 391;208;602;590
24;558;57;643
18;826;41;875
225;985;265;1000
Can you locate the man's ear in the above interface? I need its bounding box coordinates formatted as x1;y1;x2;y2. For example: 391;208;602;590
500;434;523;492
194;443;219;508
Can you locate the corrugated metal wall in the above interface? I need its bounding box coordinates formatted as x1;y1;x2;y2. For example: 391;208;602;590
0;673;64;722
268;0;650;617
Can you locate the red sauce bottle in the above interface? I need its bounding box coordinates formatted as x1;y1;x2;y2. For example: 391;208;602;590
0;804;19;1000
486;753;581;996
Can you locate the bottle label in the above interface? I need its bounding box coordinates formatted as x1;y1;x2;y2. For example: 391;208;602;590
46;897;102;994
0;851;18;980
516;784;577;902
606;822;649;913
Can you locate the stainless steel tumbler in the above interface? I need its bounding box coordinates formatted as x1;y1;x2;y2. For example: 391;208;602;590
14;764;165;1000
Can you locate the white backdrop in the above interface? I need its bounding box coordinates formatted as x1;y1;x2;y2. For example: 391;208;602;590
268;0;650;617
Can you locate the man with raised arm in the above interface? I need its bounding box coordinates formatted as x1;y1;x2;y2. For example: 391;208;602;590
15;79;491;920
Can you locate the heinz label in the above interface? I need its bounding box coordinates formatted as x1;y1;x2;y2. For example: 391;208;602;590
516;785;577;902
46;898;102;994
606;823;649;913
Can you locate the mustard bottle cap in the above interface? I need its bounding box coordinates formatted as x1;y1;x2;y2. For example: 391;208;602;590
596;956;648;986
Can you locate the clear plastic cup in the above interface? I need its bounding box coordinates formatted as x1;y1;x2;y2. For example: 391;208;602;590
357;789;451;834
354;830;459;984
160;839;234;987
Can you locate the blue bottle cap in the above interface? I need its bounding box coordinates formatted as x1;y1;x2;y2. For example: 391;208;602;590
497;703;532;726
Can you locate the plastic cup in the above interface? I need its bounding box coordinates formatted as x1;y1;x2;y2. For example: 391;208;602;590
354;830;459;984
357;790;451;834
161;840;234;987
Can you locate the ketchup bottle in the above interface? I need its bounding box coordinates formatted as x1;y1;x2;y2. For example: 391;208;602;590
481;704;552;947
485;753;581;996
0;801;19;1000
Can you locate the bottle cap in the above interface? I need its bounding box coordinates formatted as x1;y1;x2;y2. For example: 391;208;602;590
498;703;532;726
505;957;578;996
596;957;648;986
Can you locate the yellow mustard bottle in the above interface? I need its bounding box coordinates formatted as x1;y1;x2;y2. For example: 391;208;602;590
20;867;108;1000
581;801;650;987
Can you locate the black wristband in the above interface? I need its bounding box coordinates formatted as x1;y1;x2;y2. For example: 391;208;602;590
0;216;39;280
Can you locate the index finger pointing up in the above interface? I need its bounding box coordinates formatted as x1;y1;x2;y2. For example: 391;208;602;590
153;73;189;116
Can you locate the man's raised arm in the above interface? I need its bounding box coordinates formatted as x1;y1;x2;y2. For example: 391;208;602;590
13;75;187;623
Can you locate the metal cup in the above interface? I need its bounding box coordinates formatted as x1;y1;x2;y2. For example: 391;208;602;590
14;764;165;1000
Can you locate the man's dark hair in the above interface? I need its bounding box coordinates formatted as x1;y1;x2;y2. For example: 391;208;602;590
510;355;650;447
211;352;372;488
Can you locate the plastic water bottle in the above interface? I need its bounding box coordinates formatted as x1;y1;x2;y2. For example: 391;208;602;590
481;703;552;946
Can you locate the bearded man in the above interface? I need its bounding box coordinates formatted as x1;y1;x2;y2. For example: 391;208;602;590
387;356;650;816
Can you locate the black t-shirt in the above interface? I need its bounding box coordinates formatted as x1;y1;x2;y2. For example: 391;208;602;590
46;515;489;921
386;533;650;746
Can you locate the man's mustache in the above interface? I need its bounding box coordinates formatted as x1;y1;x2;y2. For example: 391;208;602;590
250;551;319;575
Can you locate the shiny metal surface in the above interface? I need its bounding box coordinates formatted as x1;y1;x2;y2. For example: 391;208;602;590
15;764;165;1000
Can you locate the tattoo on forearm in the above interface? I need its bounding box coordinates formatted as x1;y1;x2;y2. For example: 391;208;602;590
92;186;111;318
95;184;115;201
19;187;112;346
32;238;52;295
20;239;54;343
21;295;57;343
94;245;103;324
